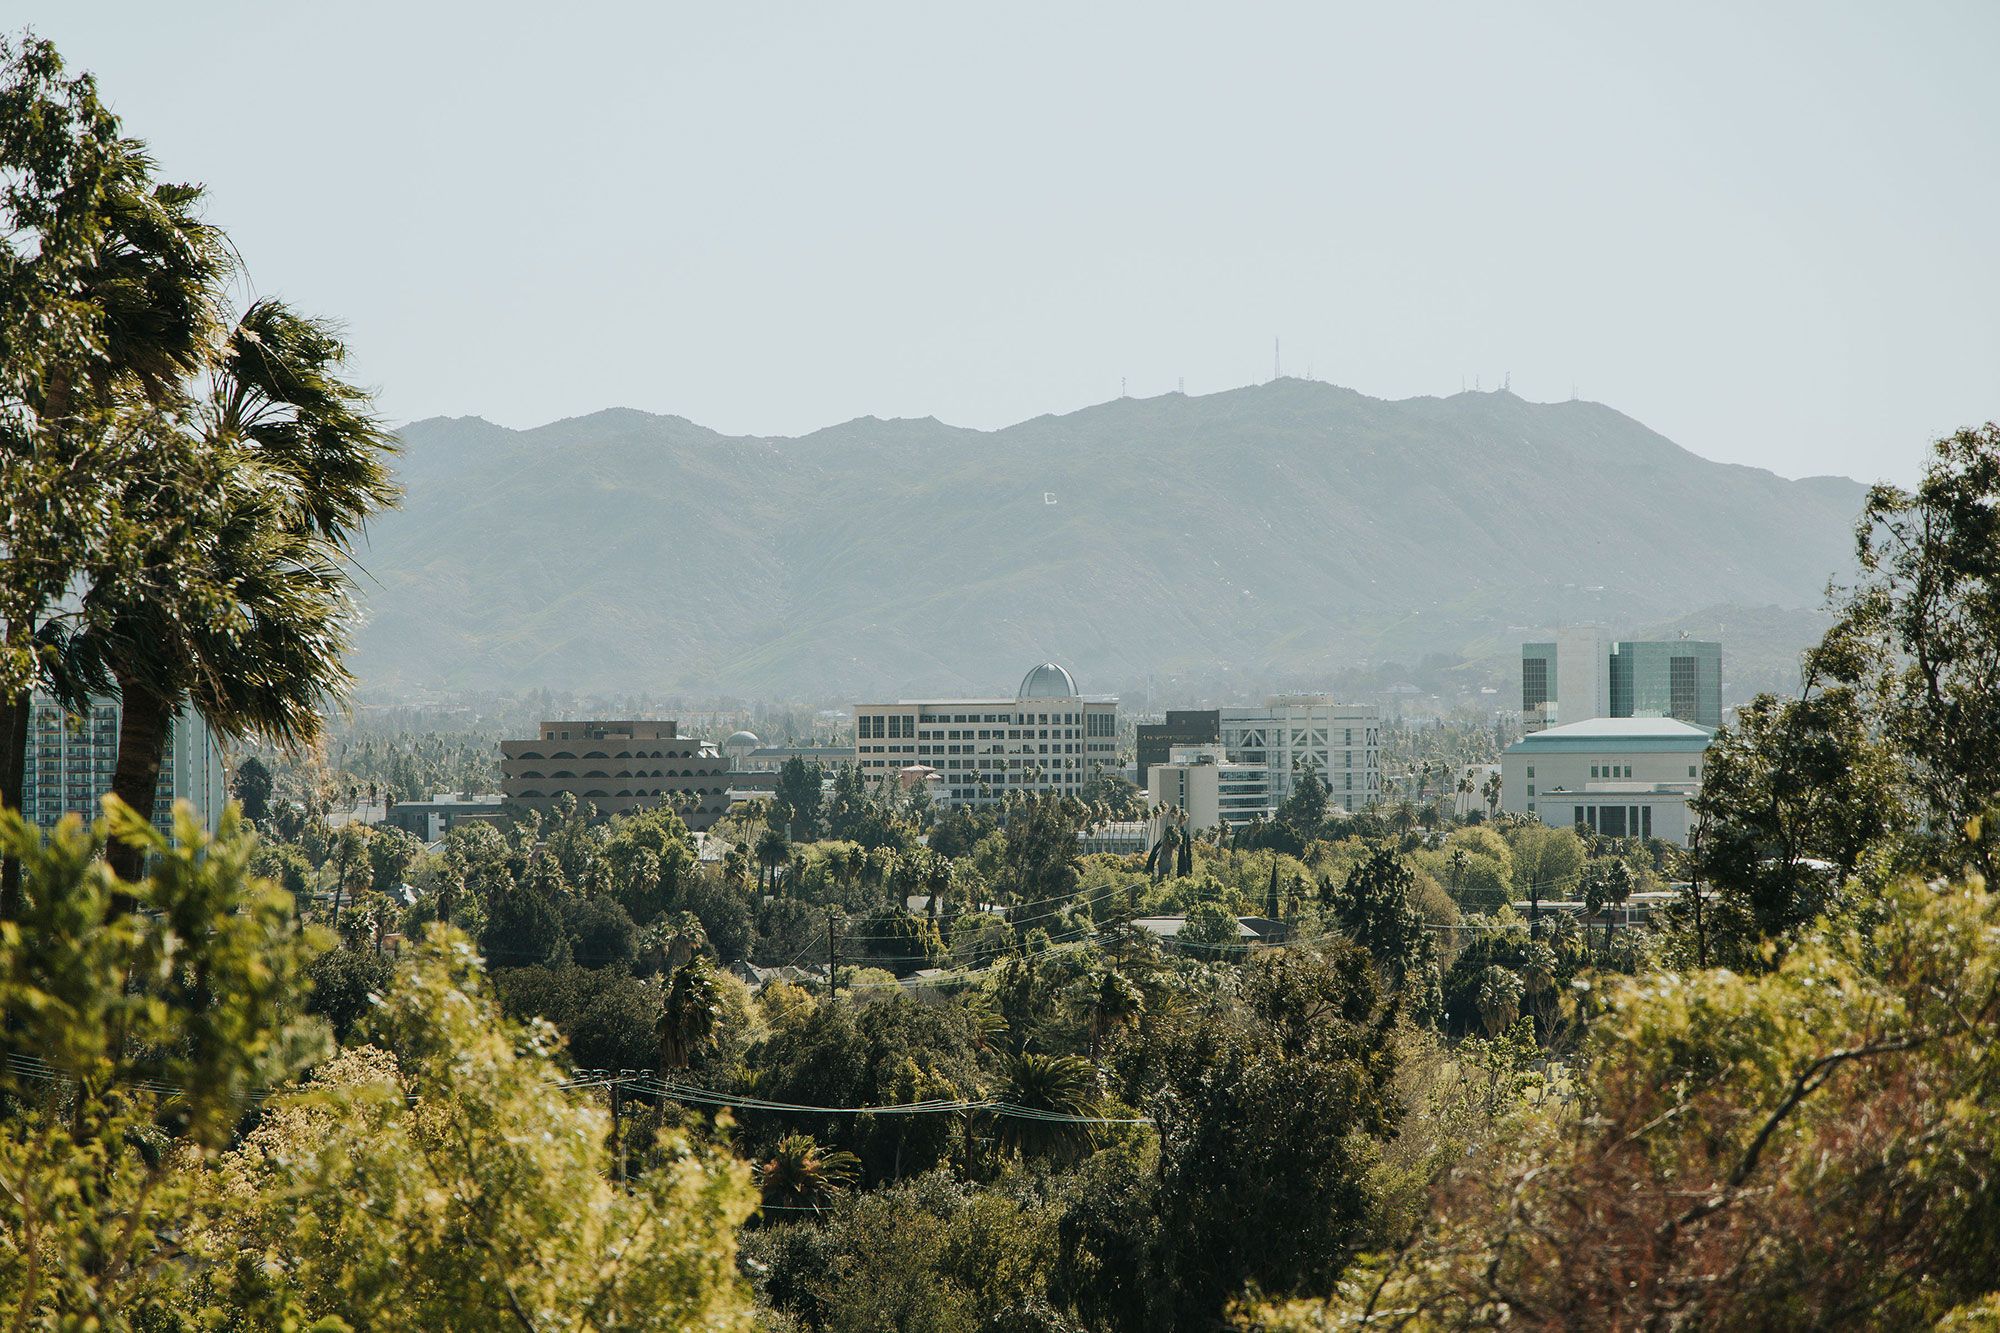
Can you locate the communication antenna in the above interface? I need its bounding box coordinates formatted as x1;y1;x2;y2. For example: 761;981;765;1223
1120;376;1127;398
1177;375;1185;394
1273;337;1281;381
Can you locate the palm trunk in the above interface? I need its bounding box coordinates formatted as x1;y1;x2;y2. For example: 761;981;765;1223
106;674;171;886
0;689;28;921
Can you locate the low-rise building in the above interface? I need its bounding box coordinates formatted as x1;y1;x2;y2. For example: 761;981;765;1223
739;743;857;773
1501;716;1711;845
499;719;730;828
1077;820;1153;856
382;794;509;842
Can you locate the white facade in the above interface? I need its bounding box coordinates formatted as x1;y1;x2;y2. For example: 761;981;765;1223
1502;716;1710;846
1219;696;1380;811
852;663;1117;808
1148;743;1273;833
1555;625;1612;729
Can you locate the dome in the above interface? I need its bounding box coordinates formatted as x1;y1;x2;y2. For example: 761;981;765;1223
1017;662;1079;700
726;730;759;748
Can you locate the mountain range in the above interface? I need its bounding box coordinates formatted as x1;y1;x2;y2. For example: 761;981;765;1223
349;381;1867;703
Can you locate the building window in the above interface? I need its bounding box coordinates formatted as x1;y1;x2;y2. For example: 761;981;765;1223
1523;657;1550;711
1670;655;1698;721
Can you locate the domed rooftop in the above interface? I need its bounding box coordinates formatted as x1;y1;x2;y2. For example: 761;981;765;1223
1017;662;1079;700
726;729;760;747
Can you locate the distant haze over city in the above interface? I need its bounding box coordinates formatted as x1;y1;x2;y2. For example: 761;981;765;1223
351;380;1859;702
39;3;2000;490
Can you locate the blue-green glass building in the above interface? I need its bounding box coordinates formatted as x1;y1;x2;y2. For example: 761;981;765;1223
1521;636;1722;731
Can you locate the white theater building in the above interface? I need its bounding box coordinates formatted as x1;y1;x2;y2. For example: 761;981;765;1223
1501;716;1712;846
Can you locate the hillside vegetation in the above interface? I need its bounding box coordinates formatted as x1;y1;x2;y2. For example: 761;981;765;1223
354;382;1866;696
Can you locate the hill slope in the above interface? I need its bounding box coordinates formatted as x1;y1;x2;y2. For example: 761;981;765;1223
349;382;1866;699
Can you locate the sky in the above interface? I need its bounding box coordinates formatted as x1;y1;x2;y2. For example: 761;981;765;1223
34;1;2000;485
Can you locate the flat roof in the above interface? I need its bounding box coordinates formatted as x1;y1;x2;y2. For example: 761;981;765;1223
1507;716;1713;753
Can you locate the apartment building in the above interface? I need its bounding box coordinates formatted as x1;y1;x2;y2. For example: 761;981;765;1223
1219;696;1381;810
1523;629;1722;732
21;694;226;837
499;719;731;828
852;662;1118;807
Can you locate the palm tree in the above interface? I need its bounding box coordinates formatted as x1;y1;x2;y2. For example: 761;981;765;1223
757;1134;859;1213
753;824;789;894
1483;772;1503;820
0;116;231;908
1389;801;1418;837
86;300;395;880
656;956;722;1074
994;1052;1099;1162
1086;970;1144;1060
638;910;707;978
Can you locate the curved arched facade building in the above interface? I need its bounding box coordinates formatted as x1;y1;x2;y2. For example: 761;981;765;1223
500;719;731;828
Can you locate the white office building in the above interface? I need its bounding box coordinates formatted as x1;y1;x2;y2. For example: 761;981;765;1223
1219;696;1380;811
1501;717;1711;846
1148;743;1273;833
852;662;1118;808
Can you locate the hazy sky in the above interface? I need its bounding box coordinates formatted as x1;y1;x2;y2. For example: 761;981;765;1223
36;2;1999;484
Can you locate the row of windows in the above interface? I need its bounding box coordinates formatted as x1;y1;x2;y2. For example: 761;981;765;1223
510;769;716;780
859;741;1114;756
1576;804;1653;840
513;788;726;800
510;748;698;761
861;756;1091;771
859;710;1111;737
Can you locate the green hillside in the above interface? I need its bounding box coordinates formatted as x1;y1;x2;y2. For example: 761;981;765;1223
349;381;1867;698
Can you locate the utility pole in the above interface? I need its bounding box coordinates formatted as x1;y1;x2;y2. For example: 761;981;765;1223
1688;813;1708;968
609;1078;625;1186
826;906;839;1000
